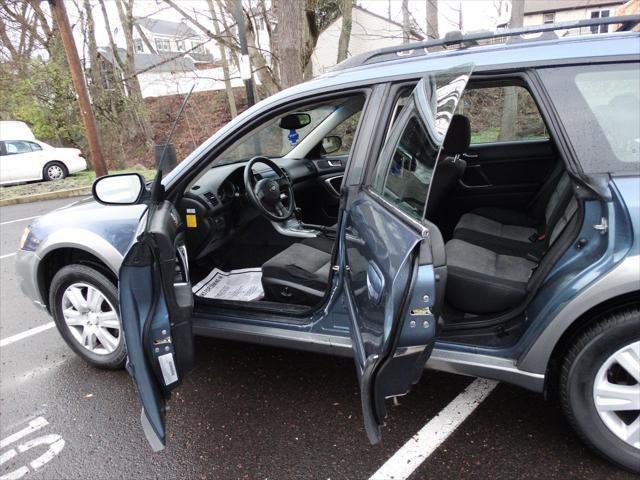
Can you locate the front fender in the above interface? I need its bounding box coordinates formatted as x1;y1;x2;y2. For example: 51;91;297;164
36;227;125;275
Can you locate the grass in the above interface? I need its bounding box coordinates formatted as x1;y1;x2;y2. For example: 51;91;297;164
0;167;156;201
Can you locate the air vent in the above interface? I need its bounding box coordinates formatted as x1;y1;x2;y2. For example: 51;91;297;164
305;161;315;173
203;191;218;207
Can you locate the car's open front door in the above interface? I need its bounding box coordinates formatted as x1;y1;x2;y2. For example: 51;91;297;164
342;65;472;444
119;200;194;451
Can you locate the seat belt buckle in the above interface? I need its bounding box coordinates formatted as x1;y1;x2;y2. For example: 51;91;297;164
529;233;546;243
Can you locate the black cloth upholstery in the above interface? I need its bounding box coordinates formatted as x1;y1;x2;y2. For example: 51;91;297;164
445;239;536;314
443;114;471;155
426;114;470;219
261;238;334;305
453;172;572;257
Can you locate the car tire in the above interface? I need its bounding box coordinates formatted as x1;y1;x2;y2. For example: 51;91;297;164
559;308;640;473
43;161;68;181
49;264;126;370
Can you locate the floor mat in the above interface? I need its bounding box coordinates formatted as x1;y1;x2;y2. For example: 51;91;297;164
192;267;264;302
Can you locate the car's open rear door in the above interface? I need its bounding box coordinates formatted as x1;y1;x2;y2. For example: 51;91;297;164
119;200;194;451
341;64;472;443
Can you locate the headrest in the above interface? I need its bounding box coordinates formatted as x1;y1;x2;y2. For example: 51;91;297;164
442;114;470;155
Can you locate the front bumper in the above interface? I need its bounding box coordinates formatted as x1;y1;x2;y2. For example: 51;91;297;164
15;249;46;310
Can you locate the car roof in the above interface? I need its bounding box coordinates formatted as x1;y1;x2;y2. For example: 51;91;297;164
318;32;639;85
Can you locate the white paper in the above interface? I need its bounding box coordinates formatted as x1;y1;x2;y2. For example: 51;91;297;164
158;353;178;386
192;267;264;302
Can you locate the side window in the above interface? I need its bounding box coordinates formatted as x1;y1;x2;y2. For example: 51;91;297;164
4;141;32;155
376;114;436;219
538;63;639;173
0;142;6;156
324;110;361;156
458;86;548;144
28;142;42;151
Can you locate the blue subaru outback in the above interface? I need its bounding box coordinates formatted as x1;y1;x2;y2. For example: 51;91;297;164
15;16;640;472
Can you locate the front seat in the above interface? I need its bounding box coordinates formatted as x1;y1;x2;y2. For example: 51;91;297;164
261;236;334;305
425;114;470;219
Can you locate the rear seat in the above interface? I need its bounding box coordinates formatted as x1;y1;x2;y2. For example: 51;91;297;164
444;183;578;315
453;166;572;258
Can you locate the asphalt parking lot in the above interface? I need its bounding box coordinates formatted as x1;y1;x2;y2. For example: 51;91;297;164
0;198;636;480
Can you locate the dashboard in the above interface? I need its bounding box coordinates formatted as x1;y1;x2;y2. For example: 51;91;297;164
178;157;344;260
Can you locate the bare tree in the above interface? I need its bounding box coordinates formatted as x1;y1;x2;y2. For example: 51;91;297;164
426;0;439;40
113;0;154;146
208;0;237;117
402;0;410;43
336;0;353;63
497;0;524;142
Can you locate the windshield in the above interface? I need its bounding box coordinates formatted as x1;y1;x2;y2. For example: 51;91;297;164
215;101;342;165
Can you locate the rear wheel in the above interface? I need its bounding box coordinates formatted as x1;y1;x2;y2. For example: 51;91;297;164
49;264;125;369
560;308;640;472
43;161;67;181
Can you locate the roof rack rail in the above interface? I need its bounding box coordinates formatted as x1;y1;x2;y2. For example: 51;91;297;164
332;14;640;72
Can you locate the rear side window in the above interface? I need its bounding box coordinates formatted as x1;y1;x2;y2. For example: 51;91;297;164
538;63;640;173
457;86;548;144
4;141;33;155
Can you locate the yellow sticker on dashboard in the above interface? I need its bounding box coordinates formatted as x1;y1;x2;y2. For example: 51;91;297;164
186;209;197;228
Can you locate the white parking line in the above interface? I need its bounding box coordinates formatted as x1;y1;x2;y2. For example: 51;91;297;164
0;216;37;226
0;253;16;260
370;378;499;480
0;323;56;348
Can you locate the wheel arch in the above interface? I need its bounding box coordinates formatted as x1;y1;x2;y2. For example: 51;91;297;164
542;291;640;398
36;230;124;312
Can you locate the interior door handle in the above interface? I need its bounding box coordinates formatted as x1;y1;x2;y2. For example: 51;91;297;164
366;261;385;305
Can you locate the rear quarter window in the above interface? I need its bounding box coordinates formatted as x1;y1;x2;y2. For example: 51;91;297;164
538;63;640;174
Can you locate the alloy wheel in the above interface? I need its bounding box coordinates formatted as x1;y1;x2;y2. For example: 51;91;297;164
61;282;121;355
593;340;640;449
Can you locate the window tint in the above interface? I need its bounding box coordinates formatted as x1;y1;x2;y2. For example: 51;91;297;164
4;141;33;155
457;86;548;144
374;113;437;219
539;64;640;173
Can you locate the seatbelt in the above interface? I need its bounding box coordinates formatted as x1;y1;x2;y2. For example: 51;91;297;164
526;162;564;219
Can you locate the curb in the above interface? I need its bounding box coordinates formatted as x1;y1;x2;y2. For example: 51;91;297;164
0;186;92;207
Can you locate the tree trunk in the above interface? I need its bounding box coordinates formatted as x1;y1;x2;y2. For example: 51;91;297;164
426;0;439;40
208;0;237;117
336;0;352;63
497;0;524;142
114;0;154;147
402;0;410;43
274;0;304;89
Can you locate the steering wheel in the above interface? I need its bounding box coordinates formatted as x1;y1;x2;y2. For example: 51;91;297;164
244;156;295;222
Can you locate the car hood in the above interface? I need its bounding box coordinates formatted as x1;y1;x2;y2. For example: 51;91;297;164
30;198;147;256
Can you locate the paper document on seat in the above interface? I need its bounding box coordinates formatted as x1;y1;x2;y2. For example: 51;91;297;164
192;268;264;301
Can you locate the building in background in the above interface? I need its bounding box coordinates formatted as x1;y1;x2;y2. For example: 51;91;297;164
96;17;246;98
312;6;423;77
523;0;627;34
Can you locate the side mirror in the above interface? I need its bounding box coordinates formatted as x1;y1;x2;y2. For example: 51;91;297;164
279;113;311;130
321;135;342;155
93;173;146;205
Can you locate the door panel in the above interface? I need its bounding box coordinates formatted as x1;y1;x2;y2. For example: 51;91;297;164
119;201;194;451
343;193;439;442
456;139;556;205
344;65;471;444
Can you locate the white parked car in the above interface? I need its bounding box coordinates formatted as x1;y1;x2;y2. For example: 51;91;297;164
0;139;87;185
